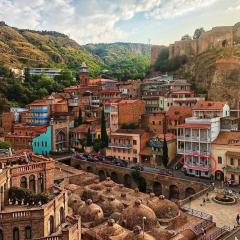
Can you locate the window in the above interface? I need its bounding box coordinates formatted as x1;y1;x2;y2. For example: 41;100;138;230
25;226;31;239
45;142;47;147
20;176;27;188
48;216;54;235
0;229;3;240
218;157;222;164
13;228;19;240
238;159;240;167
152;121;155;125
59;207;65;224
230;158;234;165
29;175;36;193
133;140;137;145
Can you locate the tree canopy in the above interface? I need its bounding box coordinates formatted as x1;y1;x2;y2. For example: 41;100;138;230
181;34;192;41
193;28;205;39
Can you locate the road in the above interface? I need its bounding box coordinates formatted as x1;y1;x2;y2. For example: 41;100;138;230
53;153;240;192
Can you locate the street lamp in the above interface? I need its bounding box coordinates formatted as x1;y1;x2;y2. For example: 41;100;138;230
142;216;146;239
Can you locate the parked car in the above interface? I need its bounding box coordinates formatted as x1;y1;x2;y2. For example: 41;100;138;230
131;165;144;171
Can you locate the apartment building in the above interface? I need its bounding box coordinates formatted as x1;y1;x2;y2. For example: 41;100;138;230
106;129;150;163
167;106;192;135
192;101;230;118
177;117;221;178
211;131;240;184
25;67;61;78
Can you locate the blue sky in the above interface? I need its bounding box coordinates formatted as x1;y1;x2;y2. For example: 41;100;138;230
0;0;239;45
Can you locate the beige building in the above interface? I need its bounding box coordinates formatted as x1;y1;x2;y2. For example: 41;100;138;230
211;131;240;184
106;129;150;163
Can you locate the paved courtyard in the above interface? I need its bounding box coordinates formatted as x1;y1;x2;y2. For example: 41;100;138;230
183;191;240;229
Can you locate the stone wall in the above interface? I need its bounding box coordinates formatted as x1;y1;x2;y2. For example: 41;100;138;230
151;22;240;64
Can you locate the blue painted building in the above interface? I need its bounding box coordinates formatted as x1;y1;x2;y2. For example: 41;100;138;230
32;126;52;155
30;105;49;125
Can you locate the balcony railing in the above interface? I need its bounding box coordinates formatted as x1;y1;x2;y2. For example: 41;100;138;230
32;108;48;113
225;165;240;173
109;143;132;149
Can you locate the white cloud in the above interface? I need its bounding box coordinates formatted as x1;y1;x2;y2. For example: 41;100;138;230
0;0;219;43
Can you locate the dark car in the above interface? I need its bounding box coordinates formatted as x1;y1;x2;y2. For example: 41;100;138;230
131;165;144;171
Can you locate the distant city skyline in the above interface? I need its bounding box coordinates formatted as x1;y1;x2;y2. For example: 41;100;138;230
0;0;240;45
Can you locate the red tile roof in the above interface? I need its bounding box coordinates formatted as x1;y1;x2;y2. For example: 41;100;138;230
155;133;176;141
212;131;240;146
193;101;226;110
100;88;120;94
118;99;139;104
167;106;192;121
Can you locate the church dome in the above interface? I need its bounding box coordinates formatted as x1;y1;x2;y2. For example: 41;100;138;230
147;195;179;219
119;199;160;231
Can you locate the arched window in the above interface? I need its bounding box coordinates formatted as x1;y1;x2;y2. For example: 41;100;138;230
0;229;3;240
59;207;65;224
29;175;36;192
13;227;19;240
48;216;54;235
20;176;27;188
25;226;31;239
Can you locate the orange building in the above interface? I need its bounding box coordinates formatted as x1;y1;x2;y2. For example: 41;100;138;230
118;99;145;127
141;111;166;134
166;106;192;135
106;129;150;163
1;112;14;133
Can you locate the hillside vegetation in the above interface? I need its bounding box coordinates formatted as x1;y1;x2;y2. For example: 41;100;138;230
0;22;150;112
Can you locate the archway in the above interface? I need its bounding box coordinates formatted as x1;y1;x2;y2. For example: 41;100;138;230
153;182;162;196
56;131;66;151
98;170;106;181
75;164;81;170
59;207;65;224
25;226;31;240
169;185;180;200
222;40;228;48
111;172;119;183
29;175;36;192
48;215;54;235
185;187;196;198
124;174;132;188
13;227;19;240
0;229;3;240
20;176;27;188
86;166;93;173
215;170;224;181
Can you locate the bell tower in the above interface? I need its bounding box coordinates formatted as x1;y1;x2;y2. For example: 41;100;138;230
79;62;89;86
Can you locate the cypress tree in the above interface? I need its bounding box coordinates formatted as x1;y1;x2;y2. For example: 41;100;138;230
86;127;92;146
101;108;108;148
162;136;169;168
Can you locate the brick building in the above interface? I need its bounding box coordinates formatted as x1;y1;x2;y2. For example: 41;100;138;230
166;106;192;135
141;112;166;134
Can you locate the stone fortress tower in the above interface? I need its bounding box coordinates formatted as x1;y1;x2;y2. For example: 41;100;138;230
151;22;240;64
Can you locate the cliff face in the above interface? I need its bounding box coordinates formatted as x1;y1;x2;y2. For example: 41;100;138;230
176;45;240;108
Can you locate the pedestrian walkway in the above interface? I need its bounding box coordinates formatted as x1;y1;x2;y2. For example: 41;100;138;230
183;192;240;229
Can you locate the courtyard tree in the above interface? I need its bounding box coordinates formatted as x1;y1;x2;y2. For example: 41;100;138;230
86;128;93;146
101;109;108;148
0;141;11;149
162;137;169;168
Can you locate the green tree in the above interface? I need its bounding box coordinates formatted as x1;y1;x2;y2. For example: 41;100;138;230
181;34;192;41
86;128;92;147
0;141;11;149
193;28;205;39
101;109;108;148
93;139;102;152
162;137;169;168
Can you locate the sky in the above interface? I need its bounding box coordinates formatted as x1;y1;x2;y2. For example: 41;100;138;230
0;0;240;45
